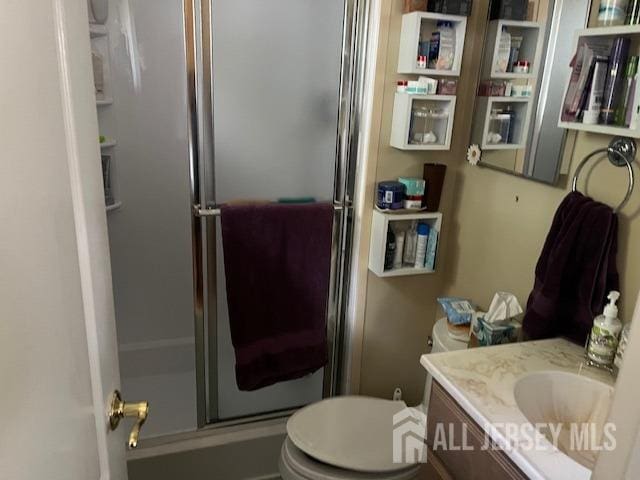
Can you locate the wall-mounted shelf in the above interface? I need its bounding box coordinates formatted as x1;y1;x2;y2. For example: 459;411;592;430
369;210;442;277
472;97;531;150
97;97;113;106
390;93;456;150
482;20;543;80
100;139;117;149
397;12;467;76
558;25;640;137
106;201;122;213
89;24;108;38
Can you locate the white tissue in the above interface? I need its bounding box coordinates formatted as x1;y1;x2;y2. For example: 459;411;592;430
484;292;523;325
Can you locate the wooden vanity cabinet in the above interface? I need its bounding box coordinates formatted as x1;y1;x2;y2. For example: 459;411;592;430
424;381;527;480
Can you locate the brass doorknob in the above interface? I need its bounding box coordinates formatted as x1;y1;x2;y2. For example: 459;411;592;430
108;390;149;449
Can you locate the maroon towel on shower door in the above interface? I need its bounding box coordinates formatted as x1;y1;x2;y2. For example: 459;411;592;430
522;192;619;344
220;202;334;391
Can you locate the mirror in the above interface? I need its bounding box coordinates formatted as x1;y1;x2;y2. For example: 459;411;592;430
469;0;592;184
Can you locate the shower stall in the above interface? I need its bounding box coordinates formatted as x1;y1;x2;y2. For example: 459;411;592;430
100;0;367;439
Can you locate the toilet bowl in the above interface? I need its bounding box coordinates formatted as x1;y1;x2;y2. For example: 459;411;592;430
279;318;468;479
280;437;420;480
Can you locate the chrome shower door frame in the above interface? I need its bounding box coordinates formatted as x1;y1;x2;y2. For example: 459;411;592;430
184;0;369;427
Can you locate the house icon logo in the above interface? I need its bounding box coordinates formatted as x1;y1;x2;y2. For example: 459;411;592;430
392;407;427;464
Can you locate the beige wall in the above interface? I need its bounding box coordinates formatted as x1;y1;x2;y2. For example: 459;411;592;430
356;0;640;404
357;0;489;404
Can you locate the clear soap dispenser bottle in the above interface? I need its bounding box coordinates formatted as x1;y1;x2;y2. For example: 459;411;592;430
587;291;623;368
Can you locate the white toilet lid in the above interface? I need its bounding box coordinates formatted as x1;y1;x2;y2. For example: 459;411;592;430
282;437;420;480
432;317;469;353
287;396;419;473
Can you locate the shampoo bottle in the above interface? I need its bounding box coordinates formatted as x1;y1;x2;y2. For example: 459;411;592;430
587;291;623;367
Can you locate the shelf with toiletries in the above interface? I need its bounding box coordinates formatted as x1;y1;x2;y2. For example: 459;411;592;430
482;20;544;80
558;25;640;137
472;96;531;150
101;153;121;213
97;97;113;106
390;93;456;150
100;138;117;149
91;27;113;110
397;11;468;76
369;210;442;277
106;201;122;213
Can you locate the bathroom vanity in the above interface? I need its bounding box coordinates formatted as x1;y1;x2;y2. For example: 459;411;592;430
421;339;615;480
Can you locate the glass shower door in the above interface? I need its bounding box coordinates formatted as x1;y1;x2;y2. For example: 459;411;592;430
208;0;347;420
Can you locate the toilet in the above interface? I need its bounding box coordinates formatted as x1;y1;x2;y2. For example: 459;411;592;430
279;318;468;480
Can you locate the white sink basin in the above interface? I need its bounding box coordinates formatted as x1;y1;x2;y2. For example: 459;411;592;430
513;371;614;470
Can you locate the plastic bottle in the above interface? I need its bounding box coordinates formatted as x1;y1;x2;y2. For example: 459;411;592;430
403;221;418;265
414;223;430;268
601;37;631;125
627;0;640;23
598;0;629;25
393;230;406;269
430;22;455;70
615;55;638;126
495;27;511;74
587;291;623;367
384;228;396;271
583;57;609;124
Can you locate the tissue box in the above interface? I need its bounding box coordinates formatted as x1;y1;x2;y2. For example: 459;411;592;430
472;315;521;346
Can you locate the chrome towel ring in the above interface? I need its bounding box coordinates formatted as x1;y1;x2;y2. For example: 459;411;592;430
571;137;636;213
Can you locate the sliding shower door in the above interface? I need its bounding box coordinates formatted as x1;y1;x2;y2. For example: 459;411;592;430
211;0;345;421
186;0;360;423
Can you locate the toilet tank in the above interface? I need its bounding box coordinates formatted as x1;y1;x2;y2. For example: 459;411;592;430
420;318;468;412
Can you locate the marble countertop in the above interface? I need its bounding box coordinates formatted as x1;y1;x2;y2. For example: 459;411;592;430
421;338;615;480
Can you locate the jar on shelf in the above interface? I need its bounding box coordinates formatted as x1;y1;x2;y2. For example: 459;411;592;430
487;109;512;145
409;106;448;145
598;0;629;25
512;60;530;74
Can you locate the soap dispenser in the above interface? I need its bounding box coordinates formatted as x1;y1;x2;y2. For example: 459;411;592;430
587;291;622;368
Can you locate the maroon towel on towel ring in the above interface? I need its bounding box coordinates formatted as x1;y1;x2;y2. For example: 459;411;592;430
522;192;619;344
220;203;334;391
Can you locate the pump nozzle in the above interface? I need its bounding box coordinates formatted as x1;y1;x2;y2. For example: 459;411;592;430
604;291;621;319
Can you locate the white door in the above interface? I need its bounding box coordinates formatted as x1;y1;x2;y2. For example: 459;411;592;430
1;0;131;478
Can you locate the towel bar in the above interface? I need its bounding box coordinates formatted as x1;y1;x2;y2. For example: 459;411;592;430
193;203;346;218
571;137;636;213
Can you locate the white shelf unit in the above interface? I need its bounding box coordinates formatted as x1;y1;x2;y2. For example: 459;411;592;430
106;201;123;213
90;23;119;212
100;139;117;149
390;93;456;150
369;210;442;278
397;12;467;76
472;97;531;150
558;25;640;137
482;20;544;80
89;24;108;38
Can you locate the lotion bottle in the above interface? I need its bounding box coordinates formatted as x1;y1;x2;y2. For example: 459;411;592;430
414;223;430;268
587;291;623;367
